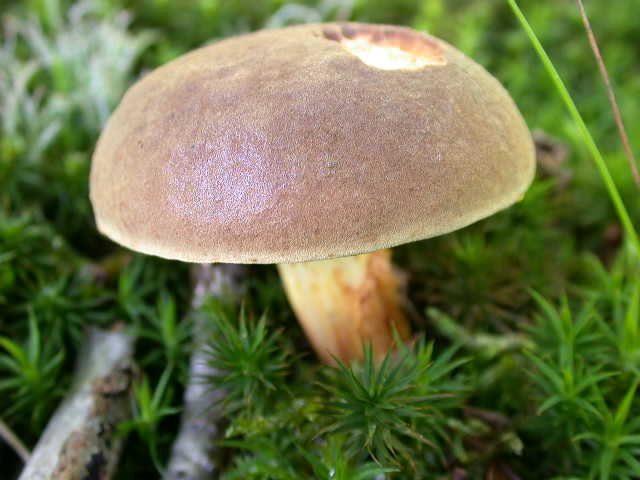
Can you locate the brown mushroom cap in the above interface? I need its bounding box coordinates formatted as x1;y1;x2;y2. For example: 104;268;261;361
90;22;535;264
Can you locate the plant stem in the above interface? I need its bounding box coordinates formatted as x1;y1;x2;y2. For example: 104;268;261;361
575;0;640;190
506;0;640;254
18;327;135;480
165;263;247;480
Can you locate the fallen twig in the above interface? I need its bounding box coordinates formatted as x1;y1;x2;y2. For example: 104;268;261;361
165;263;247;480
18;327;135;480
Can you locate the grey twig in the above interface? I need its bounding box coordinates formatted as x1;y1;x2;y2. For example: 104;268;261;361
19;327;135;480
165;263;247;480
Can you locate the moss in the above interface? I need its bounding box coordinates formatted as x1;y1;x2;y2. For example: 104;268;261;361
1;0;639;478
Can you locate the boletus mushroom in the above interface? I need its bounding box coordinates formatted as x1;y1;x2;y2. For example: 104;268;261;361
90;22;535;364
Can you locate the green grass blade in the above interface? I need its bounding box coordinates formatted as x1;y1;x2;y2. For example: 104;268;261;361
506;0;639;254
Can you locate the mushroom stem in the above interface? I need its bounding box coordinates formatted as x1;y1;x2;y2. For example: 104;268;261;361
277;249;410;364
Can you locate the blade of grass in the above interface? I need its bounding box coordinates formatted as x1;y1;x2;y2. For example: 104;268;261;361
506;0;640;254
575;0;640;189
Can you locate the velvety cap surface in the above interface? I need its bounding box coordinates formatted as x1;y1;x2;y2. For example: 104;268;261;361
90;22;535;263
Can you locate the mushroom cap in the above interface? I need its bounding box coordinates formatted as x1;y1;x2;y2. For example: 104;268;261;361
90;22;535;264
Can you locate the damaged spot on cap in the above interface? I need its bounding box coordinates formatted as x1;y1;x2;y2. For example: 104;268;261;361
323;23;446;70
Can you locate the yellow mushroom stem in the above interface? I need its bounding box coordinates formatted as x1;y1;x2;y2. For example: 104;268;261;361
277;249;410;364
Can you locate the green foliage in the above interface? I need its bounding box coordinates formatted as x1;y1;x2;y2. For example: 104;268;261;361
521;249;640;478
320;346;437;466
303;436;398;480
212;313;467;478
580;252;640;377
0;210;112;345
319;342;464;468
2;0;640;477
507;0;639;254
223;435;395;480
0;1;153;244
0;211;75;297
576;381;640;480
0;310;65;431
202;303;292;415
136;291;191;371
119;366;180;472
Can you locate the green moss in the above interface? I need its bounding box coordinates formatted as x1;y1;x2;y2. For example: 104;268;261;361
1;0;639;477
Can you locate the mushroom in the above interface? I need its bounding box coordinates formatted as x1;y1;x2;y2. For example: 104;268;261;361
90;22;535;364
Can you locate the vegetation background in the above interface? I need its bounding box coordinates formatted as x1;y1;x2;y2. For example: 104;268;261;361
1;0;639;478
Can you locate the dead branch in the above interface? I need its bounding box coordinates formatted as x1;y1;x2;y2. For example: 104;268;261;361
165;263;247;480
19;327;135;480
